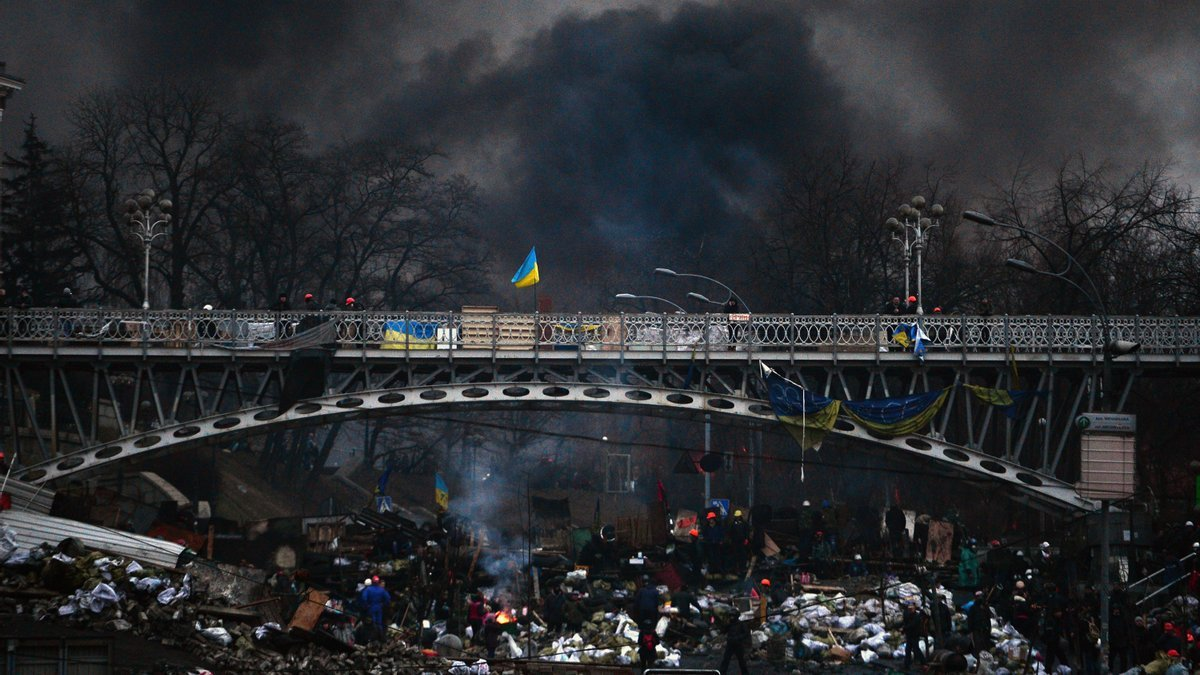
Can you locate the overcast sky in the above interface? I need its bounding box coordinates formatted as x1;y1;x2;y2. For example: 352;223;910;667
3;0;1199;304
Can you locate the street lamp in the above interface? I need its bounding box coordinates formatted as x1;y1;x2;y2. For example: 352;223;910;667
614;293;686;313
885;196;943;315
966;209;1140;669
653;268;752;313
124;189;173;310
0;64;25;292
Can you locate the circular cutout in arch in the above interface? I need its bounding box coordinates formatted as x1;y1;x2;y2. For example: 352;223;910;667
625;390;651;402
543;386;570;398
419;390;447;401
378;392;406;404
707;398;734;410
133;435;162;448
336;397;365;408
254;410;282;421
1015;472;1044;487
748;404;774;416
95;446;123;459
173;426;202;438
942;448;970;462
295;403;322;415
56;456;85;471
502;386;530;397
20;469;46;482
462;387;489;399
905;438;933;451
666;393;694;405
833;419;856;432
980;460;1007;474
213;418;241;430
699;453;724;472
583;387;610;399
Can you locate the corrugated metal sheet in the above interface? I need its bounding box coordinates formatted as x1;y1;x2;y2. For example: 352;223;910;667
0;477;55;514
0;509;186;570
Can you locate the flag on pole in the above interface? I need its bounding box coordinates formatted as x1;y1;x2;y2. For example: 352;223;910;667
511;247;540;288
434;473;449;512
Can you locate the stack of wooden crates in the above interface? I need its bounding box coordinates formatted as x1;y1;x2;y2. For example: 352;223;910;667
459;306;537;349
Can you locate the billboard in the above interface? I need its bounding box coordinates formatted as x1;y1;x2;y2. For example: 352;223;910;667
1076;412;1136;500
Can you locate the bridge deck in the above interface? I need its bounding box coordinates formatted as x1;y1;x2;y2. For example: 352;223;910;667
3;309;1198;362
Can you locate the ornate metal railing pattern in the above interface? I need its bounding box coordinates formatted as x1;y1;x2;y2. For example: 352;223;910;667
2;309;1197;355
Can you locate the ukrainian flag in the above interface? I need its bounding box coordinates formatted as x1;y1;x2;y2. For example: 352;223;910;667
511;247;540;288
434;473;449;512
382;320;439;350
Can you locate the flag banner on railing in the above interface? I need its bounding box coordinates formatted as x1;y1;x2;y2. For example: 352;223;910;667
964;385;1045;419
382;320;439;350
765;364;950;443
891;322;930;360
764;364;840;451
842;389;950;437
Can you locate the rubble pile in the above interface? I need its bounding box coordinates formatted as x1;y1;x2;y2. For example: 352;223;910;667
0;530;438;672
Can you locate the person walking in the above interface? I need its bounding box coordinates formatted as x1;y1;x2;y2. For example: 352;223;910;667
902;602;928;668
357;577;391;643
968;591;992;655
719;613;752;675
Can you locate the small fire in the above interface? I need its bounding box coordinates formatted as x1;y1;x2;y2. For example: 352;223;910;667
496;610;515;625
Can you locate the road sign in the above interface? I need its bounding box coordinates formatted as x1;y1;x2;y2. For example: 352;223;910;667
708;498;730;517
1076;412;1136;434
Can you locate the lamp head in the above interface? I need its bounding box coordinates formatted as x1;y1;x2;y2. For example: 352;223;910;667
962;210;999;227
885;217;901;233
615;293;637;300
1005;258;1041;274
687;292;714;304
911;196;926;209
1105;340;1140;357
653;268;678;277
930;204;944;217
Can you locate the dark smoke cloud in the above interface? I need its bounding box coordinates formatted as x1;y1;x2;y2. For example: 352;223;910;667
3;1;1200;306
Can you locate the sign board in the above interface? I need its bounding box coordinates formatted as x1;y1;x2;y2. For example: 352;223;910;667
728;313;751;321
708;499;730;517
1077;432;1136;500
1076;412;1137;434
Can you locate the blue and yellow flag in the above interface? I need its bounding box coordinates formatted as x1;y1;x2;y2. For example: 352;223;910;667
382;320;439;350
434;473;449;512
511;247;540;288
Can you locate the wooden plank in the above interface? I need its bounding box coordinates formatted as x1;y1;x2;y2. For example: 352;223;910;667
287;589;329;632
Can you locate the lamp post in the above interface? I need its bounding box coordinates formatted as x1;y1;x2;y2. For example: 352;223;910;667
653;268;752;313
885;196;943;315
614;293;686;313
124;189;172;310
965;209;1140;672
0;64;25;292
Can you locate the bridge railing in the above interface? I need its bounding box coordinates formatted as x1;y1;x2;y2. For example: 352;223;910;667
2;309;1197;355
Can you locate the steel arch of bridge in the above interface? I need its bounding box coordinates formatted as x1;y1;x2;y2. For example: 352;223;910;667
14;382;1096;512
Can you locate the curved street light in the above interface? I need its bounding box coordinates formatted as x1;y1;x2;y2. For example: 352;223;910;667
653;268;752;313
614;293;686;313
125;189;173;310
967;210;1139;666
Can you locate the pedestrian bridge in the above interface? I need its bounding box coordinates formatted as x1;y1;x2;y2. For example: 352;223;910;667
2;309;1196;512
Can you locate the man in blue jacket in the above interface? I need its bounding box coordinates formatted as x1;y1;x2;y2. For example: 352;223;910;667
358;577;391;643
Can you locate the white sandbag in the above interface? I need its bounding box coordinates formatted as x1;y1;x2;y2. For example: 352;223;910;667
835;615;856;629
860;648;878;663
199;626;233;645
654;615;670;637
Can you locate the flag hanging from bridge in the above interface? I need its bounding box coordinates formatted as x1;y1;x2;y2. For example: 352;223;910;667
964;385;1045;420
764;364;950;443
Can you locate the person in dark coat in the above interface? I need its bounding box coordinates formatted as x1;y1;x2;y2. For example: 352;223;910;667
637;624;659;672
632;576;659;624
903;602;928;668
967;591;992;654
274;293;290;311
719;613;752;675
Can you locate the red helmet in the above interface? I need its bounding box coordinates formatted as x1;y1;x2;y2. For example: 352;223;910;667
345;297;355;305
907;295;917;303
304;293;314;301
